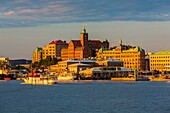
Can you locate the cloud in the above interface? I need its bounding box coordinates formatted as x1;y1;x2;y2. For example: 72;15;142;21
0;0;170;28
4;11;15;16
19;9;34;14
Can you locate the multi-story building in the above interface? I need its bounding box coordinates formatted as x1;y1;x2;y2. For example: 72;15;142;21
42;40;68;59
150;51;170;72
32;40;68;63
61;28;109;60
96;40;145;71
32;47;42;63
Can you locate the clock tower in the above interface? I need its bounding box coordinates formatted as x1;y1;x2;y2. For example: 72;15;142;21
80;27;88;47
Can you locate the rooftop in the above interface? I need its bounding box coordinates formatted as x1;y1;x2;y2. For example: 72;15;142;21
152;51;170;55
49;40;68;45
60;59;96;63
68;63;91;67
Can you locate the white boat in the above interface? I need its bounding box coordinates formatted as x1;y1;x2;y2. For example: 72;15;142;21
57;72;74;81
23;75;58;85
22;71;58;85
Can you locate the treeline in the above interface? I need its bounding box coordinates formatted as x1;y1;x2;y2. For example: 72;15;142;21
32;56;61;68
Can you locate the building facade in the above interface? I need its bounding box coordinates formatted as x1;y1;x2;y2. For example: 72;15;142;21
96;40;145;71
32;40;68;63
32;47;42;63
150;51;170;72
61;28;109;60
42;40;68;59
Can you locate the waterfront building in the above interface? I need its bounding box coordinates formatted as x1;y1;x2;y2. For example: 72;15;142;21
79;66;134;79
61;27;109;60
50;58;123;77
150;51;170;73
68;63;91;76
50;59;97;73
96;40;145;71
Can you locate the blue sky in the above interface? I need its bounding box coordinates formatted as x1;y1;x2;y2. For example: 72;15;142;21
0;0;170;59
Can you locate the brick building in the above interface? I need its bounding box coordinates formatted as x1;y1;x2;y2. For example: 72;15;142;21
61;28;109;60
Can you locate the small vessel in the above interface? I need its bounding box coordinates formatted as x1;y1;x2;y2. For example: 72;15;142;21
57;72;74;81
149;75;170;81
22;70;58;85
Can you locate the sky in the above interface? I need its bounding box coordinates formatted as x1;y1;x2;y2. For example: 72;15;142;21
0;0;170;60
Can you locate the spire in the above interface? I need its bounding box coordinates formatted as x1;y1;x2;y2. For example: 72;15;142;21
82;27;86;34
119;39;122;46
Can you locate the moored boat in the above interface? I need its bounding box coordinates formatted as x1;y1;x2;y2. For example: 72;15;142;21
22;70;58;85
57;72;74;81
149;75;170;81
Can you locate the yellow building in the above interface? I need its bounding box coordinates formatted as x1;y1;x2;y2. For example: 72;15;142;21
32;40;68;63
51;59;97;73
32;47;42;63
150;51;170;72
96;58;123;67
0;57;9;64
68;63;91;75
97;40;145;71
42;40;68;59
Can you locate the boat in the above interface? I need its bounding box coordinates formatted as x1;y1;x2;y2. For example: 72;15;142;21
149;75;170;81
57;72;75;81
22;70;58;85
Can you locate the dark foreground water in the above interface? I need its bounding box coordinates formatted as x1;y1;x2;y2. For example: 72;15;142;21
0;80;170;113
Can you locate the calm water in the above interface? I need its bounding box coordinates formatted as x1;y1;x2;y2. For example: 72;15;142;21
0;80;170;113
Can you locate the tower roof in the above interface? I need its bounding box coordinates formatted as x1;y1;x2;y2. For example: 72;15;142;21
82;27;86;34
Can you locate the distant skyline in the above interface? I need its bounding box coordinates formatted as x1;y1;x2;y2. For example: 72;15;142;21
0;0;170;59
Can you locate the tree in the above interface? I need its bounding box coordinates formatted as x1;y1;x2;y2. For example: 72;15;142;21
32;57;61;69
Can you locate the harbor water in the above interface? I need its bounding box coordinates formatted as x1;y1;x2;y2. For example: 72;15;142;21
0;80;170;113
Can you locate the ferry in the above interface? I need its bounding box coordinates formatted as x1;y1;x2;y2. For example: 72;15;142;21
22;70;58;85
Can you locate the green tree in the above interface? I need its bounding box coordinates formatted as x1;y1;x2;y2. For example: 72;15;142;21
32;57;61;69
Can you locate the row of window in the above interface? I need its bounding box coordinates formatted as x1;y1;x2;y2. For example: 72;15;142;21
48;46;55;48
103;51;141;54
150;60;170;62
43;52;55;54
43;49;55;52
42;55;56;58
100;55;142;58
150;64;170;66
151;67;170;70
151;56;170;59
124;62;139;65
